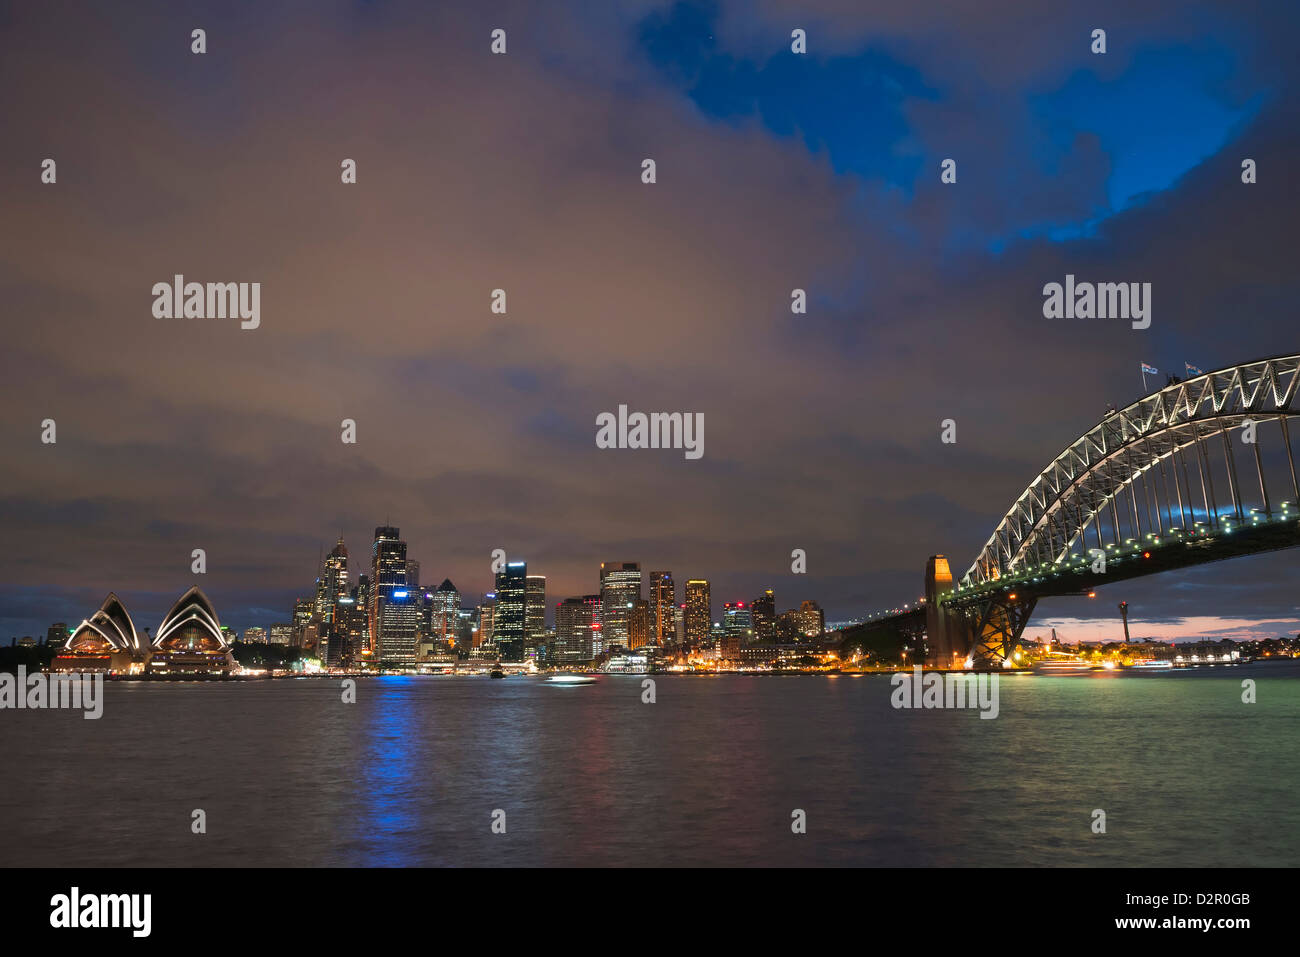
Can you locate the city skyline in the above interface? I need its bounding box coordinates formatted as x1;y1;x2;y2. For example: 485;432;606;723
3;1;1298;645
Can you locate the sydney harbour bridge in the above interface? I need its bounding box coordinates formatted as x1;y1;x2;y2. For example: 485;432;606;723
845;354;1300;669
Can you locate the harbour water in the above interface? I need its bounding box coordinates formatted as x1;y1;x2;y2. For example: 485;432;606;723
2;661;1297;867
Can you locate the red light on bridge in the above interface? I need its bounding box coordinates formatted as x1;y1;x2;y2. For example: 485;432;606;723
1142;551;1151;559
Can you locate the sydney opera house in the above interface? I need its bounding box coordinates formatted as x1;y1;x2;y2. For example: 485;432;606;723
49;586;236;677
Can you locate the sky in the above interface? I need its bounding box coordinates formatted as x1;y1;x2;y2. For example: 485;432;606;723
0;0;1297;643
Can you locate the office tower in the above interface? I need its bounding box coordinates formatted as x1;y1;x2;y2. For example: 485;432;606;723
525;574;547;644
476;593;496;650
648;571;675;645
599;562;641;649
377;587;420;669
406;560;420;589
324;536;349;619
684;579;711;648
45;623;68;647
676;604;686;643
335;597;368;665
433;579;460;643
776;609;802;642
798;600;825;639
369;526;407;651
751;589;775;643
268;623;294;646
494;562;528;661
555;595;601;663
722;602;751;659
292;598;314;647
628;598;653;650
242;626;267;644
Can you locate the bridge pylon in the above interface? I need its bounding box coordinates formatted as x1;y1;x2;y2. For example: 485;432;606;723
924;555;959;667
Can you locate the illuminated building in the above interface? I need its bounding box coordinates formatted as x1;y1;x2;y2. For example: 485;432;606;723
50;593;145;674
494;562;528;661
476;593;496;651
368;526;407;652
406;560;420;589
147;586;235;675
242;626;267;644
648;571;675;645
555;595;600;663
722;602;751;660
751;589;775;643
599;562;641;649
268;623;294;646
629;598;653;650
798;600;825;639
432;579;460;644
684;579;711;648
377;588;421;668
526;574;547;645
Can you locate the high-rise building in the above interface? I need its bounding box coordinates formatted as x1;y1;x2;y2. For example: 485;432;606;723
268;623;294;646
321;536;349;625
599;562;641;650
377;587;421;669
494;562;528;661
292;597;314;647
242;626;267;644
629;598;653;650
555;596;601;663
684;579;711;648
798;600;825;639
648;571;675;645
751;589;775;643
476;593;496;650
525;574;547;644
722;602;751;659
45;623;68;647
334;597;368;665
369;526;407;651
433;579;460;644
405;560;420;589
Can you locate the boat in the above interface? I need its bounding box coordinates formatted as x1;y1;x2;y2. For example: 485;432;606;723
1128;659;1174;670
489;667;505;679
547;674;595;685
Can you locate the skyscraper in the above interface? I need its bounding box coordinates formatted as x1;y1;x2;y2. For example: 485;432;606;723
685;579;711;648
377;587;420;669
369;526;407;652
433;579;460;644
648;570;675;645
316;536;349;626
476;593;496;650
751;589;775;643
525;574;547;645
629;598;653;650
599;562;641;650
722;601;751;659
494;562;527;661
555;595;601;664
405;560;420;589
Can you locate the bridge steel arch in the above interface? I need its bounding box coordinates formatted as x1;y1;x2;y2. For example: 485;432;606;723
961;355;1300;590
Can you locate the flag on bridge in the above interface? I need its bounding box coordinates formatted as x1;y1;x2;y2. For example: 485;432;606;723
1141;363;1158;375
1185;363;1203;376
